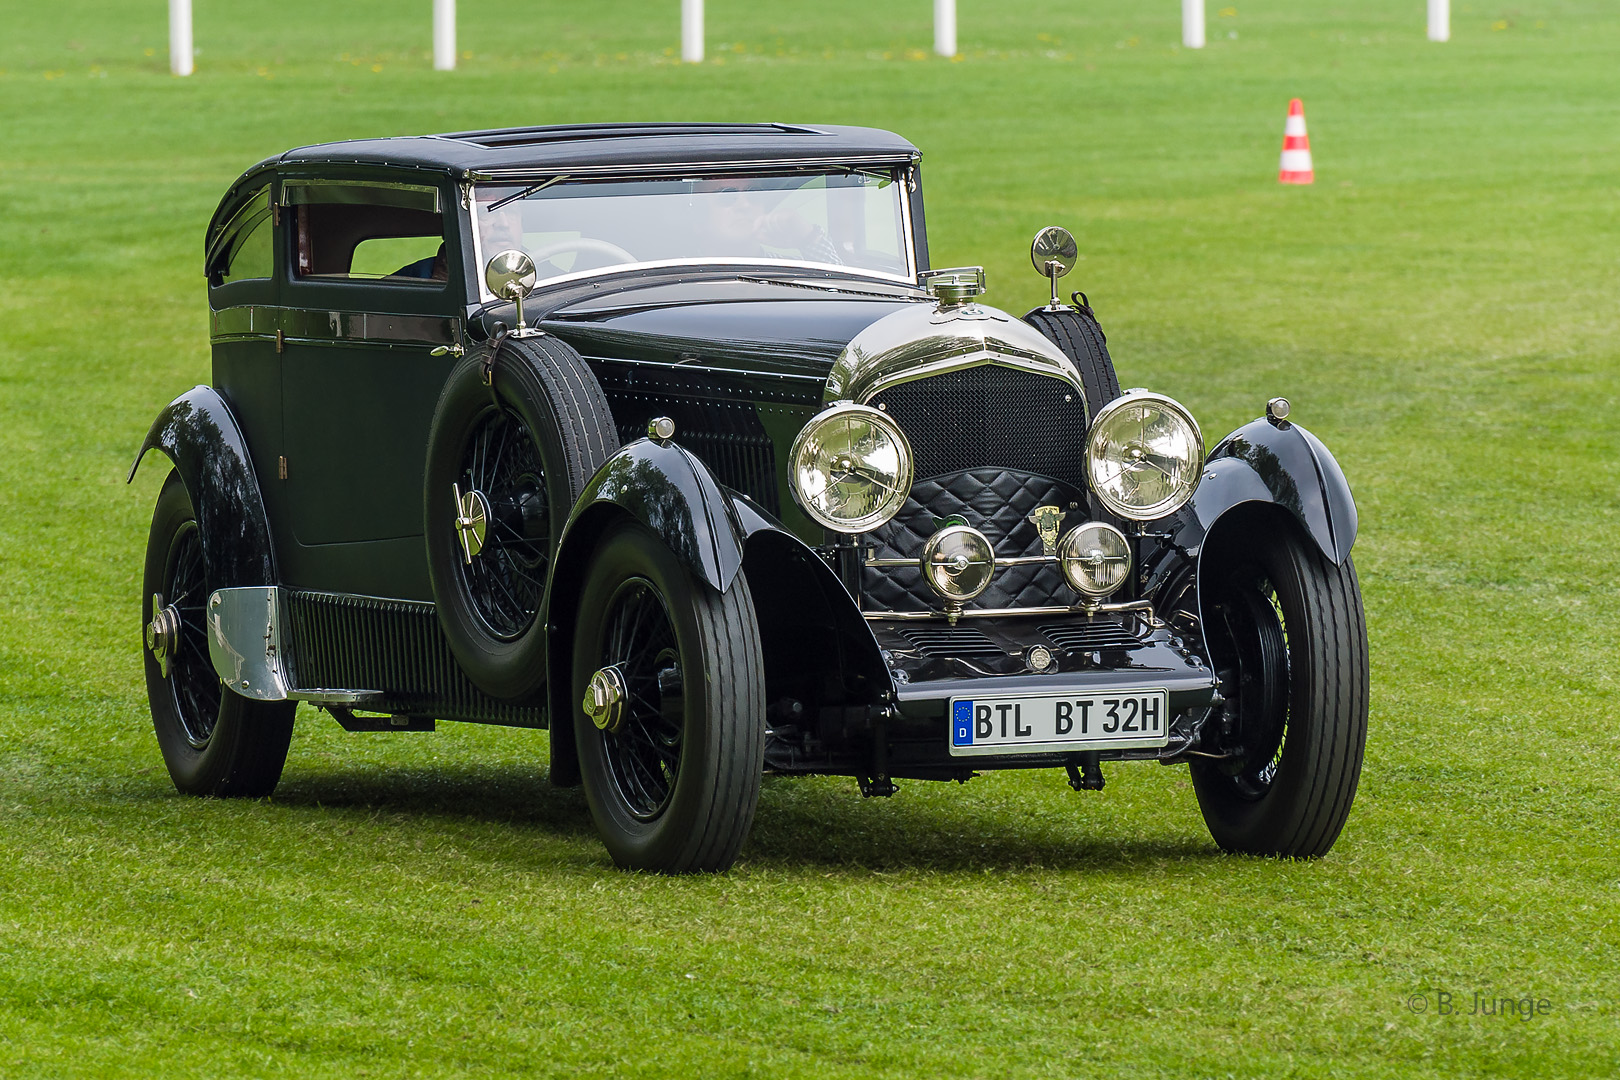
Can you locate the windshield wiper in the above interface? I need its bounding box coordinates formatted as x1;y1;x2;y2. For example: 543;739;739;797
486;174;570;212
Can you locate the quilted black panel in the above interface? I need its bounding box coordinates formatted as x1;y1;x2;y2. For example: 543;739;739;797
864;468;1084;611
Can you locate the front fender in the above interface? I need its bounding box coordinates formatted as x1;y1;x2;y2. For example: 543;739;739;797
127;385;277;591
1189;416;1357;566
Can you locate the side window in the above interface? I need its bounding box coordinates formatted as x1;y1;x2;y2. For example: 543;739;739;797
210;187;272;285
284;181;447;283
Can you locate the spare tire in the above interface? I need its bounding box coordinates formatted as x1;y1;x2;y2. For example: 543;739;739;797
424;335;618;701
1023;298;1120;421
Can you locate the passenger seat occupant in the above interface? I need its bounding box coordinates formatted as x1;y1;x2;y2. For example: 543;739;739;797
393;243;449;281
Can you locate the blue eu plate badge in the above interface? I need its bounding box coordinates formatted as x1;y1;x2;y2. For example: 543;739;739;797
952;700;975;746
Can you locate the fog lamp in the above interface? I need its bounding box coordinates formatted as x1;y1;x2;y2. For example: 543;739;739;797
1059;522;1133;599
921;524;995;602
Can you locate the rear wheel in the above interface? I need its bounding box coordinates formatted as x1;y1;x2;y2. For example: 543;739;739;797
143;472;294;797
1191;527;1368;857
572;522;764;873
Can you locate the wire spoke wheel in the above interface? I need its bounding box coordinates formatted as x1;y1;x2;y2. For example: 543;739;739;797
454;405;550;641
1205;567;1291;800
597;579;684;820
572;522;765;873
163;520;221;749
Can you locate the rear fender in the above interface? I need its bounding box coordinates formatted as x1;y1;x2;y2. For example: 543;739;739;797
127;385;277;591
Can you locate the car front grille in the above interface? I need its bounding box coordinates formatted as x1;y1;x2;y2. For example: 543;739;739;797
895;625;1008;658
1039;621;1143;653
862;365;1094;612
283;591;545;725
869;364;1090;491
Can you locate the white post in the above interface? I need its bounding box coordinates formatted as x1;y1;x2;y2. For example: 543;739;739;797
168;0;193;76
1427;0;1450;42
934;0;957;58
434;0;456;70
681;0;703;62
1182;0;1205;49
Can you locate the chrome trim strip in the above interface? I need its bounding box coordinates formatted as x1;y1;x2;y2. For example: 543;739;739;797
863;600;1157;622
295;689;387;705
280;178;442;213
865;553;1055;570
474;257;919;305
210;305;459;347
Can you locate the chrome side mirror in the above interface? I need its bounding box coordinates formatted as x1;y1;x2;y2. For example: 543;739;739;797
484;249;542;338
1030;226;1079;311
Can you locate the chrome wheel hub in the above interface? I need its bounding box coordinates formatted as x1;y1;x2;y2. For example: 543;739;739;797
582;665;628;733
452;483;491;564
145;592;182;679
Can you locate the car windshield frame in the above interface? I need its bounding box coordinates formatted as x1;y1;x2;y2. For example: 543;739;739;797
468;168;917;301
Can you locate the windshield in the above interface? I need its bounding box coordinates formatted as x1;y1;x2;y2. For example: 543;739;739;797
472;172;911;292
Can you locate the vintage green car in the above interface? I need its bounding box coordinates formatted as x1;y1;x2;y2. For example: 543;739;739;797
131;123;1368;872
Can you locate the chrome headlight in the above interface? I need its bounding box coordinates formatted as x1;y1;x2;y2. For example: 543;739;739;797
789;402;914;533
1085;392;1204;521
921;524;995;601
1058;522;1132;599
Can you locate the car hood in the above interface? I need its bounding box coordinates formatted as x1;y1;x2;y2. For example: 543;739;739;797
539;278;923;379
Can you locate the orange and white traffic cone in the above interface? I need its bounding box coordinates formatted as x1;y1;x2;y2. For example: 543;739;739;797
1278;98;1314;184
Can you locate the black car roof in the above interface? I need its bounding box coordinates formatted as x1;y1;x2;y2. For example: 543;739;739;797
210;123;920;262
273;122;920;178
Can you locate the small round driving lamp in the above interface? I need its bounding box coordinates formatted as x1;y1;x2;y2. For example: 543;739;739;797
921;524;996;602
789;403;914;533
1058;522;1133;599
1084;391;1204;521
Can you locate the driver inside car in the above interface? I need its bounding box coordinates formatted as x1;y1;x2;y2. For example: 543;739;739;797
698;179;844;265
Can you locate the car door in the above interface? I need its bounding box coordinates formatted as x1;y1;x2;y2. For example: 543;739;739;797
206;183;287;535
275;175;465;600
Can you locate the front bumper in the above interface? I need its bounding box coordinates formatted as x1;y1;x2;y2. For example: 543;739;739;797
765;610;1220;780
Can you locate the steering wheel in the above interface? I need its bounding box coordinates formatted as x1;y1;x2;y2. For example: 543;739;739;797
527;238;637;273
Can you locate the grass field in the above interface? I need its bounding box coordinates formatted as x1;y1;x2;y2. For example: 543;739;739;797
3;1;1619;1075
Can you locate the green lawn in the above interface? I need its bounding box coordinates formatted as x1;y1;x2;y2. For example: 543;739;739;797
3;1;1619;1075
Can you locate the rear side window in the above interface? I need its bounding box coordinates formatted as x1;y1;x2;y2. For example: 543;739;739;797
284;180;447;283
210;187;272;285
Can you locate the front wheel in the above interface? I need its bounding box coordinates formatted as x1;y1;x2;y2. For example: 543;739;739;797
1191;527;1368;857
143;472;294;797
572;522;765;873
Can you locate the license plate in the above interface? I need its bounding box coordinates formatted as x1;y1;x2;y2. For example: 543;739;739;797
948;690;1170;756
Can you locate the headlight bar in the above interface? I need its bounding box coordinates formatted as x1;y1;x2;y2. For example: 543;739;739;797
863;520;1152;624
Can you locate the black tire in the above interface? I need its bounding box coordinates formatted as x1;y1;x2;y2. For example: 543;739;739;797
143;472;295;797
1191;528;1368;857
1023;301;1121;422
572;522;765;873
425;336;618;701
